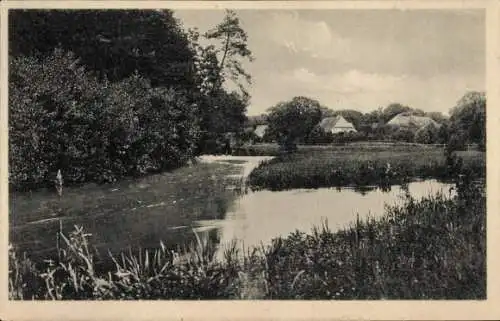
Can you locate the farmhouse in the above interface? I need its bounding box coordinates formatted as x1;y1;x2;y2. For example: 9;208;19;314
318;115;357;134
387;112;440;129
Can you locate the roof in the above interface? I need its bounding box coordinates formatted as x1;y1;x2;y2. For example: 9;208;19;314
387;112;440;129
318;115;355;131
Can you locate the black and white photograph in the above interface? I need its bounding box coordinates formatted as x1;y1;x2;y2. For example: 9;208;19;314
2;1;494;313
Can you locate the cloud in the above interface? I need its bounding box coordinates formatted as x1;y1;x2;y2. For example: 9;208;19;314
173;9;485;116
267;11;352;61
288;67;405;94
248;67;484;114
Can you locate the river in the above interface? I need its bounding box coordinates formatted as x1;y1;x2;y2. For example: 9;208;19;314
196;156;454;259
10;155;454;262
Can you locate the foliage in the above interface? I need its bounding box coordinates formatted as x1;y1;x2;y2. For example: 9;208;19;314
382;103;413;122
426;111;449;124
187;10;253;154
414;124;440;144
266;97;322;153
449;91;486;151
196;90;248;154
389;127;415;143
9;50;199;190
9;9;199;92
203;9;254;97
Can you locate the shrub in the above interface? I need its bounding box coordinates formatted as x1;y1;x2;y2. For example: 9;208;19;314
9;50;201;190
9;50;107;189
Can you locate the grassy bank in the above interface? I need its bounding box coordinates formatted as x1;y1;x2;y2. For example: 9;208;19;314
247;147;485;191
232;142;450;157
10;160;242;262
9;174;485;300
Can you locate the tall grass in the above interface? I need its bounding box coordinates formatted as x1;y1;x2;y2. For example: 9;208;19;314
9;172;485;300
261;176;485;299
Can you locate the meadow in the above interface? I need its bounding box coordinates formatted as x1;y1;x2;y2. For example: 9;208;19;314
9;171;485;300
247;144;485;191
232;141;448;156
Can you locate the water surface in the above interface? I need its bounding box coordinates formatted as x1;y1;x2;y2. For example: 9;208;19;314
10;156;453;262
193;178;454;257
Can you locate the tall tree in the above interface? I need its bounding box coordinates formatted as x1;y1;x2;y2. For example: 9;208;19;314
186;10;253;154
9;10;198;91
267;97;322;152
204;9;254;97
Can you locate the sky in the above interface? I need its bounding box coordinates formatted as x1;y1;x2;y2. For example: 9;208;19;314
174;9;485;116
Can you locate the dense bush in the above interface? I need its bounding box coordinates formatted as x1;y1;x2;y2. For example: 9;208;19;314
414;124;440;144
9;50;200;190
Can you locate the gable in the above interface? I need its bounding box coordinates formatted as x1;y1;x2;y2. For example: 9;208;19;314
318;115;357;133
334;116;355;128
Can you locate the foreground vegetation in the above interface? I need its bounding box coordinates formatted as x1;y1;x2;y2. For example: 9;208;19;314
9;170;485;300
247;145;485;191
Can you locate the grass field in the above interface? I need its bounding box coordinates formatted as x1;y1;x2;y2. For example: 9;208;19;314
247;145;485;191
9;173;485;300
10;161;242;263
232;142;450;156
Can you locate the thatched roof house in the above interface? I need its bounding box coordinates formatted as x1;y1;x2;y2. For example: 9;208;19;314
387;112;440;129
318;115;357;134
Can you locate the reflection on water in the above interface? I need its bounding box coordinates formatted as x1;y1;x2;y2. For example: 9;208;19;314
193;180;454;259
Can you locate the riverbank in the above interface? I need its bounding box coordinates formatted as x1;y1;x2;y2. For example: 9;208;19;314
9;173;485;300
247;148;485;191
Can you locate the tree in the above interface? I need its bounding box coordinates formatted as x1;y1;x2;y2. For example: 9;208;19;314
9;10;198;91
449;91;486;150
319;105;336;118
267;97;322;152
437;122;450;144
382;103;412;122
390;128;415;143
9;49;200;190
188;10;253;154
204;9;254;97
426;111;448;124
415;124;439;144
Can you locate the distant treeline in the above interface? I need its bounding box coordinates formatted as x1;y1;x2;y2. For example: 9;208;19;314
247;97;485;150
